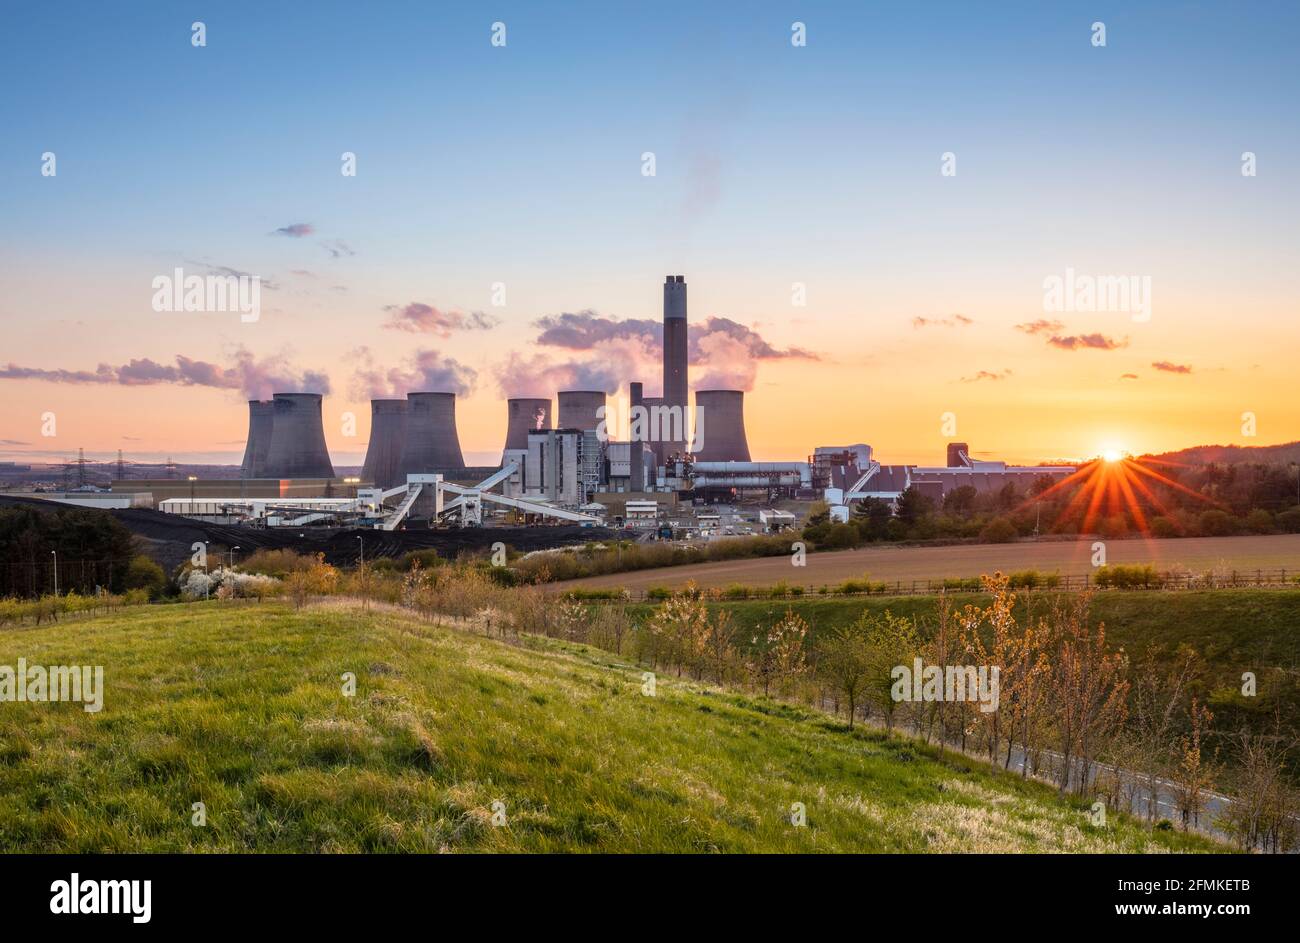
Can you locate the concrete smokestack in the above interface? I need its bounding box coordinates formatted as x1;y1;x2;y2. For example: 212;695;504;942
239;399;274;479
397;392;465;478
361;399;408;489
692;390;750;462
503;398;552;462
557;390;606;432
947;442;971;467
263;393;335;479
662;275;688;454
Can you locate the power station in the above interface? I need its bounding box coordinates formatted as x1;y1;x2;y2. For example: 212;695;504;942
109;276;1075;531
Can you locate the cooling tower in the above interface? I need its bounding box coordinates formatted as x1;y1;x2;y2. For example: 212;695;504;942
502;398;552;463
361;399;409;489
662;275;688;452
397;391;465;477
239;400;274;478
692;389;750;463
262;393;335;479
947;442;971;467
557;390;606;433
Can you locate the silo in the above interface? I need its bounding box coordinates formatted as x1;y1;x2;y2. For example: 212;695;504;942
263;393;335;479
361;399;408;489
397;391;465;477
239;399;274;478
557;390;606;433
502;397;552;463
692;389;750;462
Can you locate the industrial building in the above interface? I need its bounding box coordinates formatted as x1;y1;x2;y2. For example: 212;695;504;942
81;276;1080;535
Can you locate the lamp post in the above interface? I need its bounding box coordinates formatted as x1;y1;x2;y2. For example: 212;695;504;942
187;474;198;505
229;545;240;569
51;549;58;596
356;535;364;567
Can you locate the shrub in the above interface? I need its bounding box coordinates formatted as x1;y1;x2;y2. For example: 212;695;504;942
238;548;314;578
1245;509;1274;534
1277;507;1300;533
1150;516;1179;538
1093;564;1163;589
1198;509;1237;537
124;555;167;599
979;517;1018;543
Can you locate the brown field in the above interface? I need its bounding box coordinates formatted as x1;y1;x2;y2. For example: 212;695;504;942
560;534;1300;592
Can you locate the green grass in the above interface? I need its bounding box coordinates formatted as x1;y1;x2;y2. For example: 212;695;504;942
0;601;1223;852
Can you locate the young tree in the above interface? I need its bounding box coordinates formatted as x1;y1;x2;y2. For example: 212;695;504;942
1171;697;1216;831
818;625;872;728
748;609;809;696
1126;645;1204;821
861;610;920;732
1050;593;1129;794
647;583;711;677
705;608;738;685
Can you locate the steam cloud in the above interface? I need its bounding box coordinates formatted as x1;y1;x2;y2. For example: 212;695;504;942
351;347;476;398
508;309;817;395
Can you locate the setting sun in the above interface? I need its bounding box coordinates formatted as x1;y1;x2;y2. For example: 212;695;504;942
1101;448;1125;463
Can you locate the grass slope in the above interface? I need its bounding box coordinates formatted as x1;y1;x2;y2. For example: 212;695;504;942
0;602;1220;853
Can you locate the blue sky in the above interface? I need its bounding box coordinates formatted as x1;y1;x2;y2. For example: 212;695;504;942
2;1;1298;464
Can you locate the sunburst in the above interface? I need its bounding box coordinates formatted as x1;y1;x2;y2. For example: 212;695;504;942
1020;455;1224;536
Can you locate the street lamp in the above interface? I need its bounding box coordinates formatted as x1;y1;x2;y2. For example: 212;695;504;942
356;535;364;566
229;545;240;569
50;549;58;596
187;474;198;505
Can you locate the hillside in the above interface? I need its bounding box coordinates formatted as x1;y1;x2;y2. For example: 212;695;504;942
624;590;1300;765
1142;441;1300;466
0;601;1219;852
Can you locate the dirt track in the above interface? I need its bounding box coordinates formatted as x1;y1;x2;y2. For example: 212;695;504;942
560;534;1300;592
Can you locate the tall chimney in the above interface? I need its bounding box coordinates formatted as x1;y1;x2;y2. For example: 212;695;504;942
397;392;465;478
239;399;274;479
947;442;971;468
662;275;688;455
557;390;606;432
361;399;408;489
693;389;751;462
262;393;334;479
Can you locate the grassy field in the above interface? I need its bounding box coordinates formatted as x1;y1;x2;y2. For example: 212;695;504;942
561;534;1300;592
0;601;1221;852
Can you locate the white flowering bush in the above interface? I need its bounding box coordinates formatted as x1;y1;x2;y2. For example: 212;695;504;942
179;568;280;601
